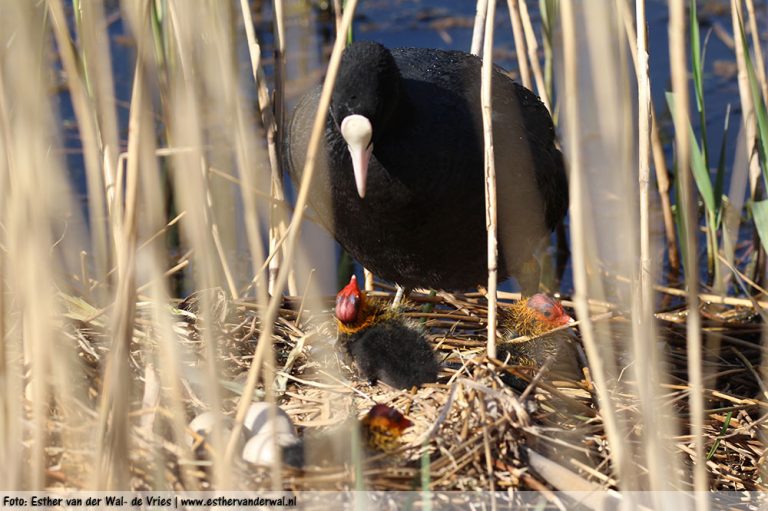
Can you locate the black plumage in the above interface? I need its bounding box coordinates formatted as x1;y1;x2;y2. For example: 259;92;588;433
286;41;568;292
343;316;439;389
335;276;439;389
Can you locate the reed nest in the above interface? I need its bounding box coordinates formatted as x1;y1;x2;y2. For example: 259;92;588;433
50;283;766;493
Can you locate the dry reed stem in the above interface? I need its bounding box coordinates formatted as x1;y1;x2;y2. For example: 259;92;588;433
334;0;343;34
162;0;243;485
610;270;768;310
481;0;499;359
616;1;679;271
669;0;707;500
224;0;361;465
48;0;111;283
270;0;292;296
506;0;532;89
636;0;652;318
634;0;674;494
650;109;680;270
745;0;768;101
95;48;145;490
0;2;74;488
731;0;762;196
518;0;550;110
234;3;280;302
76;0;121;249
559;0;629;487
364;268;374;291
471;0;489;56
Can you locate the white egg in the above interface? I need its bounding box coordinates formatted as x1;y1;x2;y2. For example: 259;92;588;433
243;402;296;438
186;411;245;454
241;431;298;466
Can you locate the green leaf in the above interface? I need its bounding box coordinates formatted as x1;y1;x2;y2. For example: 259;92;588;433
736;11;768;190
666;92;716;216
714;104;731;223
706;411;733;460
690;0;704;113
752;200;768;254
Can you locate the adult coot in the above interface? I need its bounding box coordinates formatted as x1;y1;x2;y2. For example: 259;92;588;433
285;41;568;292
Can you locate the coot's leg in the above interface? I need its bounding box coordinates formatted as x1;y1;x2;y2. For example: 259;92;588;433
391;285;409;309
517;257;541;297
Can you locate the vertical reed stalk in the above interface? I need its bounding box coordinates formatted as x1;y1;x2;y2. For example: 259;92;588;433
651;109;681;272
96;57;144;490
77;0;121;241
471;0;489;56
48;0;111;284
518;0;550;109
669;0;708;501
238;0;275;304
559;0;630;486
506;0;532;89
636;1;652;320
745;0;768;101
732;0;762;197
481;0;499;359
271;0;293;296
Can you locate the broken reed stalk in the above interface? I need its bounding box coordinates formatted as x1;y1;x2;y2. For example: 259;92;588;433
481;0;499;359
506;0;532;90
559;0;629;487
224;0;361;465
669;0;707;500
471;0;488;56
364;268;374;291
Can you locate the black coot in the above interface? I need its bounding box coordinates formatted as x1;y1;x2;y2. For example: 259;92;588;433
285;41;568;292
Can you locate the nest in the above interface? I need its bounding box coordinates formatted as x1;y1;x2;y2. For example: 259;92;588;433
46;284;767;495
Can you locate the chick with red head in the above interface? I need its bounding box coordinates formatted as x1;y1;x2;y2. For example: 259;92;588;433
497;294;579;386
361;404;413;452
335;275;439;389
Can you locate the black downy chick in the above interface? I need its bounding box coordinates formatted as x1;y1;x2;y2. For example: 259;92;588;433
335;275;439;389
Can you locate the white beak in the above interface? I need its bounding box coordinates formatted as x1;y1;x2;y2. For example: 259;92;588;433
340;115;373;198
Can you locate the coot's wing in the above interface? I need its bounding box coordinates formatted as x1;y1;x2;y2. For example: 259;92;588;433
510;82;568;231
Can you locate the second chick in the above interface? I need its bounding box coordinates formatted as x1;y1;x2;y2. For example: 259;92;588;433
335;276;439;389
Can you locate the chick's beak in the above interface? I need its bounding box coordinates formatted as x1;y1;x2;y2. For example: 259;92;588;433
340;115;373;198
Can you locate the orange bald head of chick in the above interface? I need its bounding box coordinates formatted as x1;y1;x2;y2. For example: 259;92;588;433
506;293;573;338
361;404;413;452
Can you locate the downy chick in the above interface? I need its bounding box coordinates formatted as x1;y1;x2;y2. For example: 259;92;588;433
335;276;439;389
